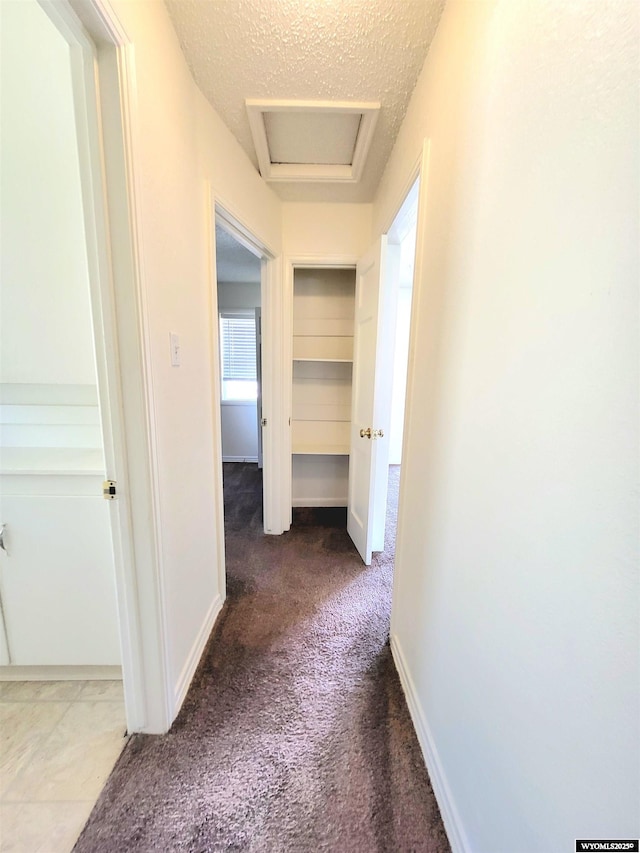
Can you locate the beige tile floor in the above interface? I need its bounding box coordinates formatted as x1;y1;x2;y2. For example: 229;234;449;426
0;680;128;853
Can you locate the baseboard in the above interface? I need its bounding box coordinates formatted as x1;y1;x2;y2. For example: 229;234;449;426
222;456;258;463
390;634;470;853
0;665;122;681
172;593;223;717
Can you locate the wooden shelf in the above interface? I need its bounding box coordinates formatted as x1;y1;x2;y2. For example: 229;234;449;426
292;444;349;456
293;357;352;363
291;417;349;453
291;268;355;509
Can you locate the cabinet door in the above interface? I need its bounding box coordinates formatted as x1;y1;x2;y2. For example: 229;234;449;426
0;496;120;665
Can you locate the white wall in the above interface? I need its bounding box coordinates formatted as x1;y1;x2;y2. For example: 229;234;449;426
0;0;96;386
375;2;640;851
218;281;260;461
282;203;372;258
106;0;282;725
218;402;258;463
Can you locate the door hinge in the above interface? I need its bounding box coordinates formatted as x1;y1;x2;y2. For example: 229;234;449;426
103;480;117;500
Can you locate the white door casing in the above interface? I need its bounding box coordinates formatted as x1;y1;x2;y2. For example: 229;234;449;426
36;0;169;732
347;237;395;564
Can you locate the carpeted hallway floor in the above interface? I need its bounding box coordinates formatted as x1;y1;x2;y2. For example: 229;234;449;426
74;463;450;852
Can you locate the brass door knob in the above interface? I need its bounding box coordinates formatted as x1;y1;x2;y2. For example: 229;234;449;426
359;428;384;440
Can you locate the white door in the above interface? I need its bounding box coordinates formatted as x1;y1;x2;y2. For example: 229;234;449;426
255;307;263;469
347;238;396;564
0;0;122;667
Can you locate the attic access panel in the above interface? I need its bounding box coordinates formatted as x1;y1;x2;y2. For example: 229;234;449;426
246;99;380;184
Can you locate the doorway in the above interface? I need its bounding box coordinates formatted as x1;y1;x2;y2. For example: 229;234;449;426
0;0;130;846
347;176;419;564
214;223;264;529
381;181;419;557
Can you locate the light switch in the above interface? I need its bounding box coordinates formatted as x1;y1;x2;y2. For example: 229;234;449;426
170;333;180;367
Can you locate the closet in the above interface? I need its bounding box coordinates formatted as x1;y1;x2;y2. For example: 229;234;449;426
291;267;356;508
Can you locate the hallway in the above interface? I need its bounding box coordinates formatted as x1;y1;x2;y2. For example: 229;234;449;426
74;464;449;852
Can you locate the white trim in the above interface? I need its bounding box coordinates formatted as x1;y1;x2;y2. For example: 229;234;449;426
390;634;470;853
287;254;360;270
172;594;223;712
205;185;228;607
69;0;129;45
223;456;259;463
34;0;156;733
390;140;431;634
262;254;286;534
213;194;278;261
100;36;171;734
0;665;122;682
220;401;257;408
379;150;424;237
54;0;174;733
245;99;380;184
212;199;288;537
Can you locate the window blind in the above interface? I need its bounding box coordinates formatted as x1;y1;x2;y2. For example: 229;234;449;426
219;314;256;381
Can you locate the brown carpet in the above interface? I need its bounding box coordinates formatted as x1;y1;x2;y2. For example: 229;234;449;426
74;464;450;853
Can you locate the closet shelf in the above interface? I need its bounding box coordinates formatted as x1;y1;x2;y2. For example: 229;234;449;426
292;357;353;363
292;443;349;456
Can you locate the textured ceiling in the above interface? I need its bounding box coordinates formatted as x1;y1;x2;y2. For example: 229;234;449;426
164;0;445;203
216;225;261;282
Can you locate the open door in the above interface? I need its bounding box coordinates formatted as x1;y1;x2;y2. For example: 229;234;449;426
255;306;263;469
347;237;397;564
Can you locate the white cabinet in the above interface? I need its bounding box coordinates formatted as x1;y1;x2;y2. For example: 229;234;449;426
0;488;120;665
0;384;120;668
291;268;355;507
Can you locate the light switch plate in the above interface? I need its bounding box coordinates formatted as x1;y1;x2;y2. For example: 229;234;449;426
170;332;180;366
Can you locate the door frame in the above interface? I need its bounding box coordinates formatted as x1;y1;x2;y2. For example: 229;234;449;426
209;195;286;539
40;0;173;733
378;142;431;628
283;255;359;528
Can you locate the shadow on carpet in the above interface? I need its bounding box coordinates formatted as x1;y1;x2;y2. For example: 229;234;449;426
74;464;450;853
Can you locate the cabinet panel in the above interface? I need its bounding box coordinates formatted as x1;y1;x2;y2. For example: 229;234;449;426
0;495;120;665
292;420;350;455
292;455;349;507
293;269;355;327
293;317;353;338
291;403;350;423
292;336;353;362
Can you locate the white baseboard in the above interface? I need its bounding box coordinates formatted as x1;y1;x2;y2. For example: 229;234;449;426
390;634;470;853
222;456;258;463
0;665;122;681
172;593;223;718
